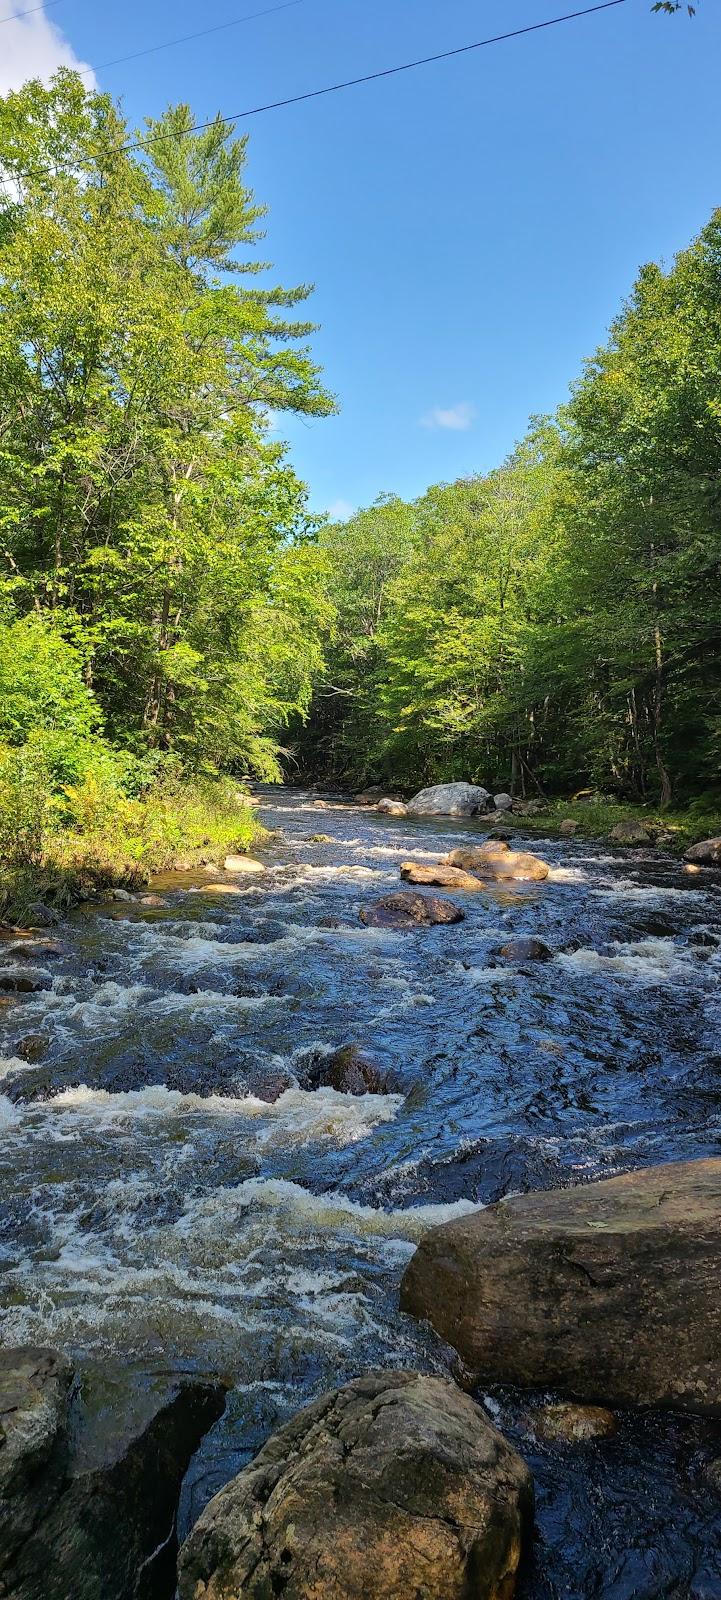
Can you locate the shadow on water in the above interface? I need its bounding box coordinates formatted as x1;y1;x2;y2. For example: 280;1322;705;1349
1;785;721;1595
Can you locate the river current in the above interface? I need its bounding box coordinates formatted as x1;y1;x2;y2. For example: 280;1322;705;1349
1;788;721;1596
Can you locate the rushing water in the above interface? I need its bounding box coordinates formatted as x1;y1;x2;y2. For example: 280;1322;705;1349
1;788;721;1596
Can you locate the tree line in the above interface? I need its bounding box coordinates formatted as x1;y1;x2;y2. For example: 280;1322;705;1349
299;210;721;806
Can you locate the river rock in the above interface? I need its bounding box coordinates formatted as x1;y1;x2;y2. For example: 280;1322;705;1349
400;861;484;891
303;1044;390;1095
609;820;653;845
444;842;550;882
178;1371;533;1600
497;938;552;962
360;891;465;928
0;1347;226;1600
559;819;578;836
494;793;514;811
530;1402;618;1443
685;837;721;866
0;969;52;993
406;782;492;817
377;798;408;816
400;1157;721;1414
355;786;386;805
223;855;266;873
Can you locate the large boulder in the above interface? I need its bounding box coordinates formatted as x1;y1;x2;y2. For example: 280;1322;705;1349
377;798;408;816
406;783;491;817
444;842;549;883
178;1371;533;1600
685;837;721;866
400;861;484;892
609;820;653;846
400;1157;721;1414
0;1347;226;1600
359;891;464;929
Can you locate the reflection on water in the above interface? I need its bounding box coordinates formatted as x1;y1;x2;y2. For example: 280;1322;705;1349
1;787;721;1594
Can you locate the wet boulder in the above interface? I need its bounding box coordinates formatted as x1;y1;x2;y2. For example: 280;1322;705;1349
685;837;721;866
529;1403;618;1443
400;860;484;891
0;969;52;993
377;797;408;816
178;1371;533;1600
497;938;553;962
223;855;266;874
444;841;550;882
609;820;653;846
360;891;464;928
302;1044;391;1096
406;782;492;817
0;1347;226;1600
400;1157;721;1414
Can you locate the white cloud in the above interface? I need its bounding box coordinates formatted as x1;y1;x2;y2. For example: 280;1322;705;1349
0;3;95;97
421;401;476;432
325;498;354;521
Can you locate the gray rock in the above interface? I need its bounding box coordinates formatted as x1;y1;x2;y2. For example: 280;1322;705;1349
497;938;553;962
685;837;721;866
529;1402;618;1443
0;1347;226;1600
400;1157;721;1414
494;793;514;811
609;820;653;845
178;1371;533;1600
559;819;579;836
406;782;491;817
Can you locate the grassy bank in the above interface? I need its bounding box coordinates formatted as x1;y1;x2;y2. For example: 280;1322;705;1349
0;756;262;927
507;797;721;853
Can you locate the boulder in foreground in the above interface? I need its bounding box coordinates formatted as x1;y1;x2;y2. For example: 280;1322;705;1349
400;1157;721;1414
178;1371;533;1600
407;782;491;816
685;837;721;866
400;860;484;891
360;891;464;928
0;1346;226;1600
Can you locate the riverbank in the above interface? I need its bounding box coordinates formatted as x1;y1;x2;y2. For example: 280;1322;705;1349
505;796;721;851
0;775;263;928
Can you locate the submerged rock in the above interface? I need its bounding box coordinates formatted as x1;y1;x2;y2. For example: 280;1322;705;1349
178;1371;533;1600
400;1157;721;1414
400;860;484;891
302;1043;391;1096
444;841;550;882
530;1402;618;1443
0;1347;226;1600
685;837;721;866
359;891;465;928
497;938;553;962
406;782;492;817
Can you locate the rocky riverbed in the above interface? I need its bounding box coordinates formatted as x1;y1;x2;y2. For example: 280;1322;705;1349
2;786;721;1597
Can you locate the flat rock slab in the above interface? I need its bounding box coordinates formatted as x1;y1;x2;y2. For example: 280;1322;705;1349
360;891;464;928
178;1370;533;1600
0;1347;226;1600
407;782;491;817
400;861;484;891
400;1157;721;1414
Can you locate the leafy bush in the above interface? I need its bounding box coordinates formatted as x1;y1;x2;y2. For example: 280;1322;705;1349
0;744;53;867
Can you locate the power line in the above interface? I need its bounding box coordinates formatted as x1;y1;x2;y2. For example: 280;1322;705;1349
124;0;627;152
81;0;305;80
0;0;65;24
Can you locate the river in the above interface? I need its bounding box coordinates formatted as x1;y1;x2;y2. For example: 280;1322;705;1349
1;788;721;1596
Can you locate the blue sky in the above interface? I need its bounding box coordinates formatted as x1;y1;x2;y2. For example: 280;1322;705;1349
4;0;720;517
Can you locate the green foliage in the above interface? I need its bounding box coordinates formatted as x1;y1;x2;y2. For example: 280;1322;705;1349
301;213;721;807
0;744;53;868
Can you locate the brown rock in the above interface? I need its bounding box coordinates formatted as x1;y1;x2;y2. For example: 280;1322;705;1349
305;1044;390;1096
530;1403;618;1443
685;837;721;866
223;855;266;874
377;798;408;816
559;819;579;836
400;1157;721;1414
178;1371;533;1600
497;938;552;962
609;820;653;845
359;892;464;929
400;861;485;891
444;843;549;882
